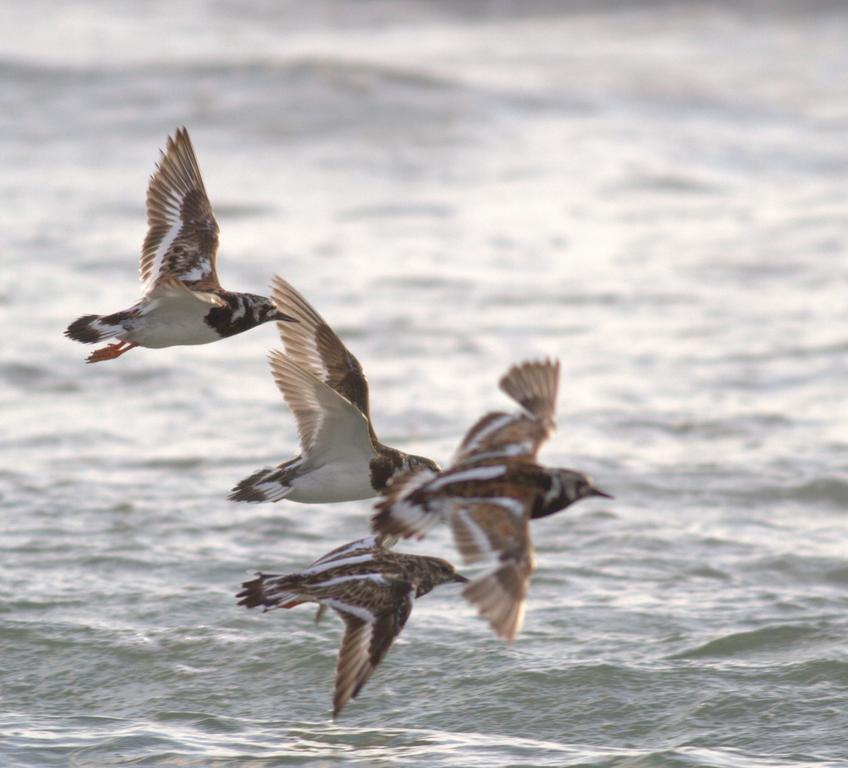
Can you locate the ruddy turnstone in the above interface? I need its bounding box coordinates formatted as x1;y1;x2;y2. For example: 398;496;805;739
237;534;466;718
228;275;440;503
65;127;296;363
371;359;611;643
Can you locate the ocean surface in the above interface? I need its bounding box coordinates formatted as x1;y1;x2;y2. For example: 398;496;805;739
1;1;847;766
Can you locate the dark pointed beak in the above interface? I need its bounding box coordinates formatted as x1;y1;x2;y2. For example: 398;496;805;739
589;487;613;500
453;573;470;584
274;311;298;323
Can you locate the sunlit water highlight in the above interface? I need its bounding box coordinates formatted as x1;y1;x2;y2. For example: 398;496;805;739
1;2;847;766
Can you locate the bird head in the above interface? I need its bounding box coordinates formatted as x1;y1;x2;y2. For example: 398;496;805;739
416;557;468;597
556;469;613;505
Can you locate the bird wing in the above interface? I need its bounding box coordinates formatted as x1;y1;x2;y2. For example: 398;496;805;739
450;410;553;466
140;127;221;294
445;494;535;644
370;465;441;539
373;461;535;550
444;493;535;645
499;358;560;421
374;492;534;643
462;551;533;644
446;497;531;565
144;275;226;307
451;359;559;466
309;535;396;569
328;580;414;718
267;350;376;462
271;275;372;421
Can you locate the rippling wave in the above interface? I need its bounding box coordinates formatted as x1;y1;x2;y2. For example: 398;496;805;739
2;0;847;766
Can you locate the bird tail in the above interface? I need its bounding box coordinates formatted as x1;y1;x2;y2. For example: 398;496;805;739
64;314;123;344
229;459;301;503
499;358;560;422
462;557;531;644
237;573;305;611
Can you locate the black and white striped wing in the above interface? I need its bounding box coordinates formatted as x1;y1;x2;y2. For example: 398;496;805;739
306;538;391;625
463;553;533;644
140;127;221;294
450;410;552;466
329;582;414;718
446;497;531;565
444;497;534;643
271;275;372;420
370;466;441;539
309;535;396;569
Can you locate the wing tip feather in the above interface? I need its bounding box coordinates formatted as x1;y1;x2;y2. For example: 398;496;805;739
499;358;560;422
462;560;530;644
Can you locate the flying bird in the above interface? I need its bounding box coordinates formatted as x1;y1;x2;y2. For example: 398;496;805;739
229;275;439;503
237;534;466;718
65;127;296;362
371;359;611;643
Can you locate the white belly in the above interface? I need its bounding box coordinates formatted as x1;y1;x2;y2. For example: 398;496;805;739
285;461;377;503
125;295;220;348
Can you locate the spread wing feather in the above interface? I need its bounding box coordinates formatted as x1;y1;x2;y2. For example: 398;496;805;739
140;127;221;293
451;359;560;466
331;582;413;717
462;554;533;644
271;275;372;421
447;498;530;564
499;358;560;421
267;350;375;462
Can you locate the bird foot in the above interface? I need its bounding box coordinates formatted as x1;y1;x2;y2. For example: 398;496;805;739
86;341;138;363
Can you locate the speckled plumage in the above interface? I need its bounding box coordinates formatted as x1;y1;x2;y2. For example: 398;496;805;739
237;534;466;718
64;127;295;362
371;359;611;643
229;275;439;504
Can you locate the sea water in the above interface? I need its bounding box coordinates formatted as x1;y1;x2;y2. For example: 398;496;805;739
1;2;846;765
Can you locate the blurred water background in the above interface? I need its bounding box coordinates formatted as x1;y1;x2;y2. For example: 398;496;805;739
1;1;847;766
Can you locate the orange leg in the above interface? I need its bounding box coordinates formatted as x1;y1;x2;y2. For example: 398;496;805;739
86;341;139;364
